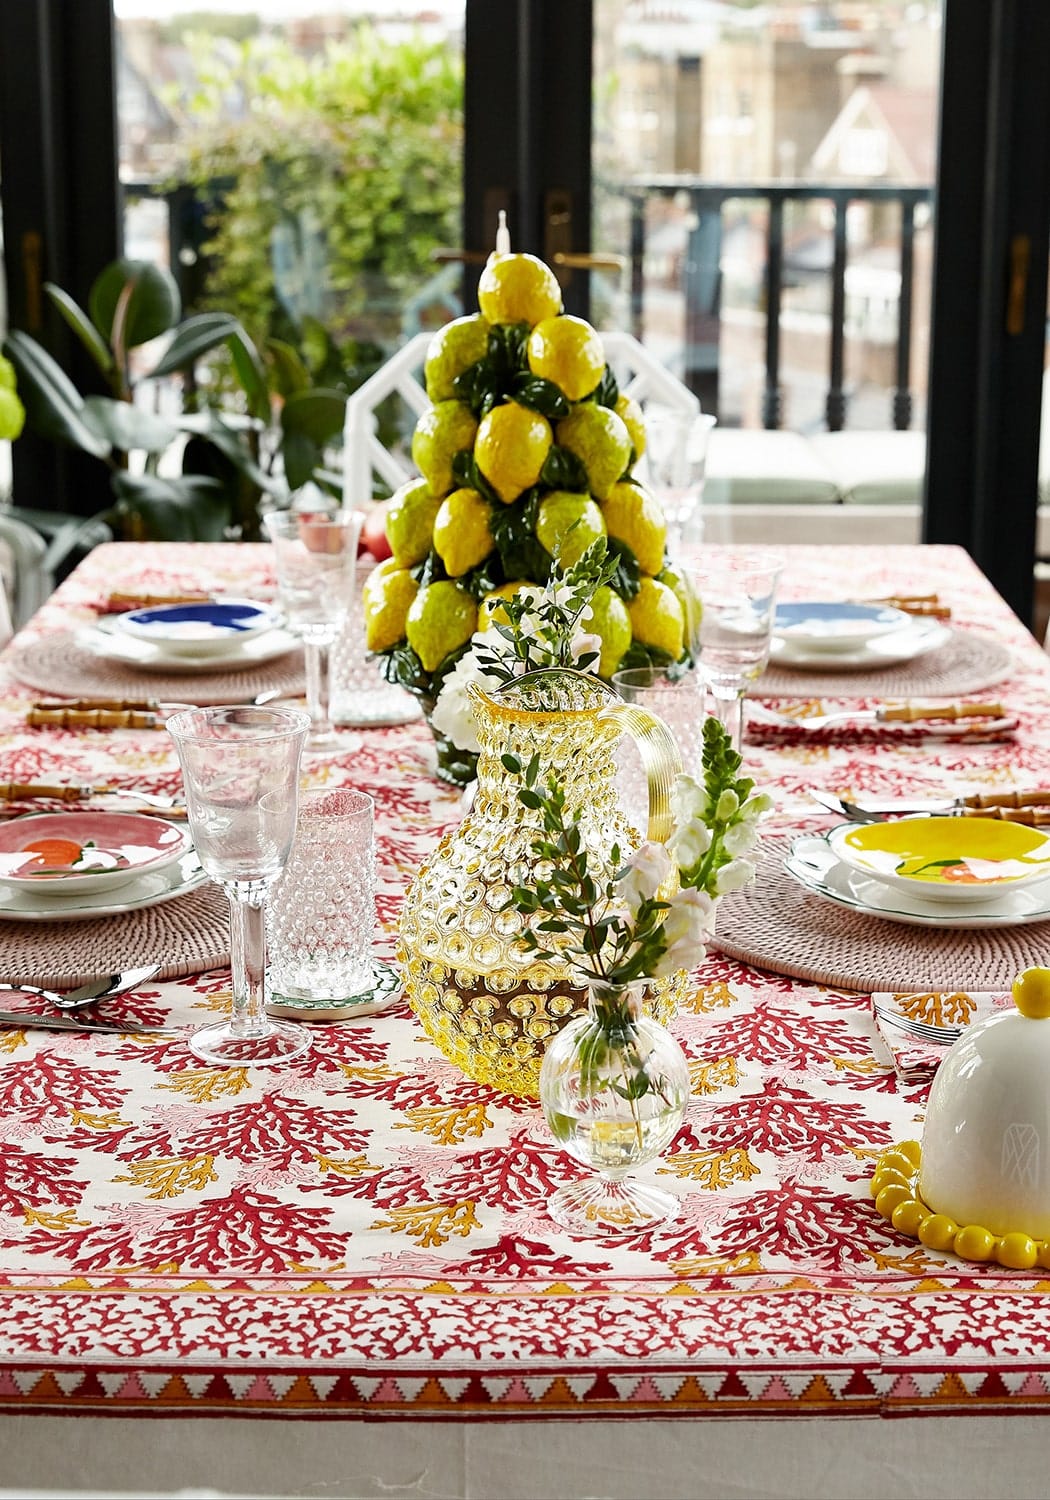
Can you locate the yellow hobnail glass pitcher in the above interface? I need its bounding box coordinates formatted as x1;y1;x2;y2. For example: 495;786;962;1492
398;667;691;1098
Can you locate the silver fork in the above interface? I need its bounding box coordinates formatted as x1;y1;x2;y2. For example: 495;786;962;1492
872;1002;965;1045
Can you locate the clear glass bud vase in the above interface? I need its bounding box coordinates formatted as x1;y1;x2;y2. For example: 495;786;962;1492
539;979;690;1236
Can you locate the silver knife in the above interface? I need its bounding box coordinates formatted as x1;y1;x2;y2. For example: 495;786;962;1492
0;1010;173;1035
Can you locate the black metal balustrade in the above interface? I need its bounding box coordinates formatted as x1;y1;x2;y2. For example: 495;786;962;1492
626;180;933;431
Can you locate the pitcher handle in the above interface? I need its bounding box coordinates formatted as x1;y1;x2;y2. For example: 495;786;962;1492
600;702;682;844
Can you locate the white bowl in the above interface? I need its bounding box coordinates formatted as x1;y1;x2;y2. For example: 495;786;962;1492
828;817;1050;903
112;598;281;657
920;974;1050;1238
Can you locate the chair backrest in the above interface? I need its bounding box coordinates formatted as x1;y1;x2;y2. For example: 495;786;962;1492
341;328;699;511
0;511;52;635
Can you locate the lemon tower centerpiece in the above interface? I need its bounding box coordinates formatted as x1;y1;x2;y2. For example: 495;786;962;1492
363;216;691;782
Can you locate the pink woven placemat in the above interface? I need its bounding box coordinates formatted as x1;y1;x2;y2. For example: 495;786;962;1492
713;839;1050;993
8;632;306;706
0;884;229;991
756;627;1012;699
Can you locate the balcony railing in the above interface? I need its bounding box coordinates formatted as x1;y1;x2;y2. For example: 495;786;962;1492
625;179;933;432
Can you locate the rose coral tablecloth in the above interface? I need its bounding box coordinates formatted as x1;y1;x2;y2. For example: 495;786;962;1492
1;545;1050;1460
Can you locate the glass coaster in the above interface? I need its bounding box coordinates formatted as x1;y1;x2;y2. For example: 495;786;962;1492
266;957;402;1021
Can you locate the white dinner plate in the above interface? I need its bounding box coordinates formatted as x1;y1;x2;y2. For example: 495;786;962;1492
79;618;300;674
827;817;1050;902
770;616;951;671
774;600;911;651
784;833;1050;929
112;597;283;656
0;850;208;923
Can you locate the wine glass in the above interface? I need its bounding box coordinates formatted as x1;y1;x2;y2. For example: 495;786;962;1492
644;406;717;548
264;505;366;749
681;549;783;754
167;704;311;1067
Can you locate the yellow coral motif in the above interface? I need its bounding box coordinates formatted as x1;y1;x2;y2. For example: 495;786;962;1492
670;1251;763;1277
370;1200;480;1248
688;1055;740;1096
113;1155;218;1200
22;1206;89;1230
70;1110;131;1130
893;991;976;1027
338;1063;404;1085
158;1067;254;1102
0;1030;26;1053
682;980;736;1013
661;1147;758;1190
316;1154;381;1179
832;1057;886;1077
393;1101;493;1145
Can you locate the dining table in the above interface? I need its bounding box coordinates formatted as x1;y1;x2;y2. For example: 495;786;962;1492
0;539;1049;1500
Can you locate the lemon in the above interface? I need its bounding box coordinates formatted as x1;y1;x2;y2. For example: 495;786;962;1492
474;401;553;503
556;404;632;500
627;576;685;660
477;252;563;327
615;393;646;459
534;491;606;568
433;487;494;577
527;315;606;402
1013;967;1050;1019
424;314;490;402
585;585;632;677
411;400;479;498
406;580;478;673
385;478;443;568
601;479;666;576
478;581;534;631
362;560;418;653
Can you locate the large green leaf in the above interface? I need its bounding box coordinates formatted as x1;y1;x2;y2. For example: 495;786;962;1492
43;284;114;377
227;328;270;424
282;429;321;491
81;396;178;455
110;471;229;541
266;337;312;398
280;388;346;443
145;313;244;377
2;330;111;458
89;260;181;350
173;411;275;492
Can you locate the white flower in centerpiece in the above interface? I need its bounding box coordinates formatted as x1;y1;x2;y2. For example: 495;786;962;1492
714;857;757;894
651;887;714;976
430;635;503;754
619;840;673;915
569;629;602;667
670;772;711;827
668;814;712;871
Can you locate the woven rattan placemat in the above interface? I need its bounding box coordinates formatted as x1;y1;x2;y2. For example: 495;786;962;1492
757;628;1012;699
0;883;229;991
9;632;306;707
713;838;1050;993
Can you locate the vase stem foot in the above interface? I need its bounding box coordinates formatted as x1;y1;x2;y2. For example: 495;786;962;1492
547;1176;680;1236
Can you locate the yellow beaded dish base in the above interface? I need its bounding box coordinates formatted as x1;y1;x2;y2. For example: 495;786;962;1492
871;1140;1050;1271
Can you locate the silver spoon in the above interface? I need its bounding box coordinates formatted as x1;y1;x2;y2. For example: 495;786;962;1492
0;963;162;1013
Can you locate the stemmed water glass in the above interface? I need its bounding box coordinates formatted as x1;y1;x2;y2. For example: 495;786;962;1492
682;550;783;754
167;705;311;1067
264;506;365;749
644;406;717;548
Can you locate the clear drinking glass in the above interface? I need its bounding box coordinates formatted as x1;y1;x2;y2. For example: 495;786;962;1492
264;507;366;749
682;549;783;753
611;665;705;833
644;406;717;548
266;788;377;1018
167;704;311;1067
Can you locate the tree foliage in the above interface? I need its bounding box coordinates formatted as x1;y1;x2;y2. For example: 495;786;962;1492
171;27;463;351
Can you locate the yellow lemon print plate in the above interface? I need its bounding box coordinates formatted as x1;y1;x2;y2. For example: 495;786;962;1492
828;817;1050;903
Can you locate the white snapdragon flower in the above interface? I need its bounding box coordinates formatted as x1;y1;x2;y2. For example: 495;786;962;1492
651;887;714;976
668;816;711;871
715;788;740;822
670;773;710;827
722;790;773;856
569;629;602;669
618;840;673;915
714;857;757;895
